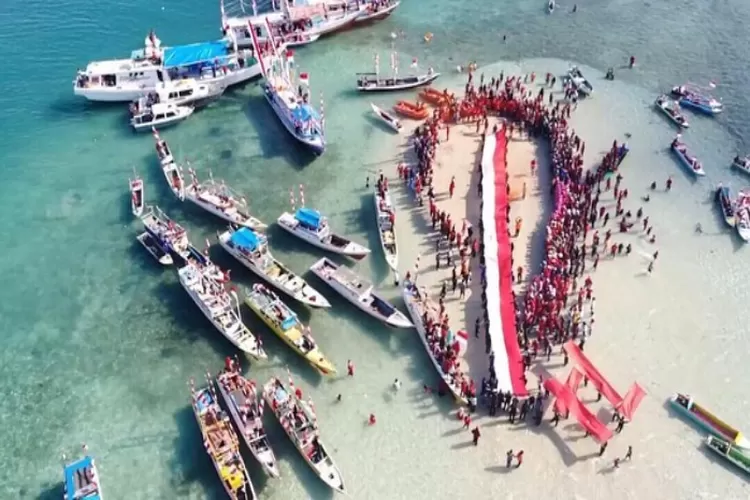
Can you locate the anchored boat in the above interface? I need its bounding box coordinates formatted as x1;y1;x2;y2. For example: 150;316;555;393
63;449;103;500
141;206;190;259
130;101;194;132
654;94;689;128
245;283;336;375
277;206;370;259
153;129;185;200
670;136;705;176
356;0;401;23
190;380;257;499
179;264;267;358
567;66;593;96
732;155;750;176
262;376;346;493
356;53;439;92
216;364;280;478
310;257;413;328
394;100;429;120
130;171;144;217
705;436;750;474
370;103;402;133
735;192;750;242
548;0;555;13
668;393;750;447
716;185;735;227
185;169;266;231
374;184;398;271
672;83;722;115
217;227;330;308
136;231;173;265
131;78;225;111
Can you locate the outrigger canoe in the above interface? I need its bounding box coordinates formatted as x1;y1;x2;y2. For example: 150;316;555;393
705;436;750;474
669;393;750;448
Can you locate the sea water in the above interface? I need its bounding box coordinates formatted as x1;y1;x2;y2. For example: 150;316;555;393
2;0;750;498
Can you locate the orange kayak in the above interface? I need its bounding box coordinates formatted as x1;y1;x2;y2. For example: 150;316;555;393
394;100;429;120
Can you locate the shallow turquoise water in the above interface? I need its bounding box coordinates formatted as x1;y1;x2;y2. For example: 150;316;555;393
3;0;750;498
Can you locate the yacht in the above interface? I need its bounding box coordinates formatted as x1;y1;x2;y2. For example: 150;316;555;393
130;101;194;131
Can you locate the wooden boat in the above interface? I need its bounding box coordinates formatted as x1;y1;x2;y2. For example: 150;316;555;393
310;257;413;328
244;283;336;375
179;264;267;359
215;366;280;478
374;186;398;271
277;207;370;259
355;0;400;23
190;381;257;500
357;71;440;92
153;128;185;200
705;436;750;474
370;102;402;133
63;449;103;500
217;227;330;308
716;185;735;227
262;376;345;493
136;231;173;265
140;206;190;259
393;100;429;120
670;137;706;176
735;193;750;242
130;171;144;217
654;94;689;128
185;170;267;231
402;280;469;404
130;102;194;131
668;393;750;447
419;88;449;106
732;155;750;176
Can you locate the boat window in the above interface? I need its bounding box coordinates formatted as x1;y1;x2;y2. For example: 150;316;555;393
157;69;164;83
155;113;166;120
179;89;192;98
103;74;116;86
168;92;178;99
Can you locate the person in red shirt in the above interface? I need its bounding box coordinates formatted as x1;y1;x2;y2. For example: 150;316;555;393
515;450;524;468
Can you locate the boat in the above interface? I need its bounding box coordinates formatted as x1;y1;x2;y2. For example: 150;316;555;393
716;185;735;227
355;0;400;23
190;381;257;499
670;136;706;176
63;449;103;500
215;364;280;478
370;102;402;133
140;206;190;258
419;88;449;106
218;227;330;308
262;376;346;493
248;22;326;155
130;102;194;131
245;283;336;374
73;30;273;102
672;83;722;115
735;192;750;242
130;78;225;111
277;206;370;258
356;53;439;92
185;169;267;231
310;257;413;328
179;263;267;358
153;129;186;200
374;184;398;271
548;0;555;13
654;94;689;128
130;172;144;217
402;280;469;404
705;436;750;474
668;393;750;447
394;100;429;120
732;155;750;176
136;231;173;265
567;66;593;96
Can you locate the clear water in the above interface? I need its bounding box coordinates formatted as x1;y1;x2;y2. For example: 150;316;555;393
3;0;750;498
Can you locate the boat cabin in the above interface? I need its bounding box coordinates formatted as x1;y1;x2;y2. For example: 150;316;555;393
230;228;268;256
294;207;327;233
131;102;186;126
75;58;164;91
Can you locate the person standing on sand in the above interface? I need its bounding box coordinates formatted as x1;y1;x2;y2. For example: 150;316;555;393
599;442;608;456
515;450;524;468
449;175;456;198
625;445;633;461
471;426;481;446
347;360;355;376
506;449;514;468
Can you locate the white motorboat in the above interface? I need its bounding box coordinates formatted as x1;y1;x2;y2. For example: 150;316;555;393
567;66;593;96
402;280;469;404
654;94;689;129
179;263;267;358
136;231;173;265
130;172;145;217
217;227;330;308
277;207;370;259
732;155;750;176
310;257;413;328
215;367;280;478
374;186;398;271
140;206;191;259
370;103;402;133
355;0;400;23
73;30;273;102
185;170;267;231
670;137;706;176
262;377;346;493
548;0;555;13
130;102;194;132
153;129;185;200
736;192;750;242
140;78;225;109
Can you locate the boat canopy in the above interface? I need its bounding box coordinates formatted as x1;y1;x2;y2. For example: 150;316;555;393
292;104;320;124
163;41;230;68
281;315;298;331
64;456;102;500
295;207;322;229
230;228;262;251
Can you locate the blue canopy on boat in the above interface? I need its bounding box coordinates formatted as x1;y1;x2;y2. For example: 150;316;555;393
163;41;230;68
292;103;320;123
64;456;101;500
295;207;322;229
281;315;297;331
230;228;262;251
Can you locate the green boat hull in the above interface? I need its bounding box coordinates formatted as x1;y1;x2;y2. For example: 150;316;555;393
706;437;750;474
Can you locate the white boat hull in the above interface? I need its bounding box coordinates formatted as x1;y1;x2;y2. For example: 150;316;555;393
132;106;194;131
277;213;370;259
374;191;398;271
370;103;402;133
355;2;400;22
185;191;266;231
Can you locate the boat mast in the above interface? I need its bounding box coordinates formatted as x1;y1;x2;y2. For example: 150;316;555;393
247;21;267;77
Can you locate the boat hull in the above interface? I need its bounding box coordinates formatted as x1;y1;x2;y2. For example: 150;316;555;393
277;214;370;259
374;191;399;272
668;394;743;443
716;187;735;227
355;2;400;23
370;103;402;133
358;73;441;92
671;143;706;176
705;436;750;474
263;85;326;156
185;192;266;231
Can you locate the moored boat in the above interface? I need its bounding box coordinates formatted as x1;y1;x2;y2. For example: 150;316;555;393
419;88;449;106
654;94;689;128
672;83;722;115
130;101;194;132
131;78;225;111
190;380;257;499
668;393;750;447
716;185;735;227
356;53;439;92
355;0;400;22
179;263;267;358
262;375;346;493
185;169;267;231
548;0;555;13
277;206;370;259
217;227;330;308
670;136;705;176
393;100;429;120
153;129;185;200
130;172;144;217
216;361;280;478
244;283;336;375
370;102;402;133
374;182;398;271
402;280;471;405
567;66;593;96
735;192;750;242
63;448;103;500
310;257;413;328
705;436;750;474
140;206;190;259
732;155;750;176
136;231;173;265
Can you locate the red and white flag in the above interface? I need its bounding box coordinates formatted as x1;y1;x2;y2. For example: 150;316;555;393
299;72;309;85
286;49;295;65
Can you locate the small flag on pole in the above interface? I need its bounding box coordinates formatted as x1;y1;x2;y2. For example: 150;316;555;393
286;49;295;65
299;72;309;85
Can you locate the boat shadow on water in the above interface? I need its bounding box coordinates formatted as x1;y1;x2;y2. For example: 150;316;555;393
357;193;392;285
35;482;62;500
